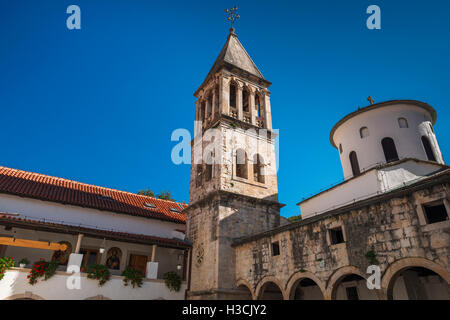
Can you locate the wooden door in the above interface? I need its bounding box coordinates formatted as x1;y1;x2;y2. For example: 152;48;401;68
80;248;100;269
129;254;147;274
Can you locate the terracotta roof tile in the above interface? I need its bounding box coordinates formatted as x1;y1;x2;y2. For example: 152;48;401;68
0;166;187;224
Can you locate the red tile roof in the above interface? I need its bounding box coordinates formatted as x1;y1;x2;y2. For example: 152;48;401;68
0;166;187;224
0;213;190;248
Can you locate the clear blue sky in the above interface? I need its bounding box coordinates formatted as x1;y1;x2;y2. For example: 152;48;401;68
1;0;449;218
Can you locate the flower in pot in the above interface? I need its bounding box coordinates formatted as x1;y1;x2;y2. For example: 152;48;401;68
19;258;29;268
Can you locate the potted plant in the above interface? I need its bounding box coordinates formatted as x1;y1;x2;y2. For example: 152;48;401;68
0;257;15;281
163;271;181;292
122;266;144;288
28;259;58;285
19;258;29;268
86;264;111;286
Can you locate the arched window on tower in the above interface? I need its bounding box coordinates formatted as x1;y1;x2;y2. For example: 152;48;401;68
398;117;408;128
200;101;206;122
360;127;369;139
421;136;436;162
229;82;237;110
339;144;343;154
253;154;265;184
242;87;249;113
205;151;213;182
349;151;360;177
381;137;399;163
214;85;220;114
207;91;213;118
236;149;248;179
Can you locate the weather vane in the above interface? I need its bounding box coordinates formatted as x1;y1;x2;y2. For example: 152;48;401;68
225;6;240;29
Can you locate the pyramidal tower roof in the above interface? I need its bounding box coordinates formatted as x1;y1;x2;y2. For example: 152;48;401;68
195;28;269;96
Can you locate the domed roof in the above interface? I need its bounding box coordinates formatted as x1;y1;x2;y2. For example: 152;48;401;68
329;100;437;148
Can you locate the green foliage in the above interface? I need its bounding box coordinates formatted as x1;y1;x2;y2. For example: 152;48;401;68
287;214;302;223
365;246;379;265
28;259;58;285
157;190;175;201
19;258;30;265
86;264;111;286
163;271;181;292
0;256;15;281
137;188;155;197
122;266;144;288
137;188;177;202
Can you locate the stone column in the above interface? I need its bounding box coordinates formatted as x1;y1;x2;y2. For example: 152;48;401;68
263;91;272;130
206;91;211;120
74;234;83;253
221;76;230;116
212;87;217;116
194;100;201;137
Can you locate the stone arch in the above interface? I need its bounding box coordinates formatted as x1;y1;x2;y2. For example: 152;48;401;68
326;266;366;300
255;276;286;300
382;257;450;300
286;271;326;300
236;279;255;300
4;292;45;300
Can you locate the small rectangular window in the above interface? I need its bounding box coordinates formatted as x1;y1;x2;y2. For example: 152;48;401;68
271;242;280;256
329;227;345;245
424;203;448;224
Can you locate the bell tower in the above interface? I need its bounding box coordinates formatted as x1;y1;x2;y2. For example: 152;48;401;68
185;27;284;300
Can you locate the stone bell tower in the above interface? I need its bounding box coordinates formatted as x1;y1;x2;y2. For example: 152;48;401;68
185;27;284;300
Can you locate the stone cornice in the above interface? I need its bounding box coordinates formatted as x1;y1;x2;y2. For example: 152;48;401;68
183;189;284;212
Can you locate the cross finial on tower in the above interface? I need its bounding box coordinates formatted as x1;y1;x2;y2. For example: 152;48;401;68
225;6;240;32
367;96;375;105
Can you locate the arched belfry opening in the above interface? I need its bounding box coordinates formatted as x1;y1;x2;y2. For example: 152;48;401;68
229;82;237;110
242;87;250;113
381;137;399;163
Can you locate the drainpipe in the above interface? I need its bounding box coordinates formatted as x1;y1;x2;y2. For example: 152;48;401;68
185;247;192;300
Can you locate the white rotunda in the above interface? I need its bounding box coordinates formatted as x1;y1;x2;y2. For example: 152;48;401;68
299;99;447;219
330;100;444;179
